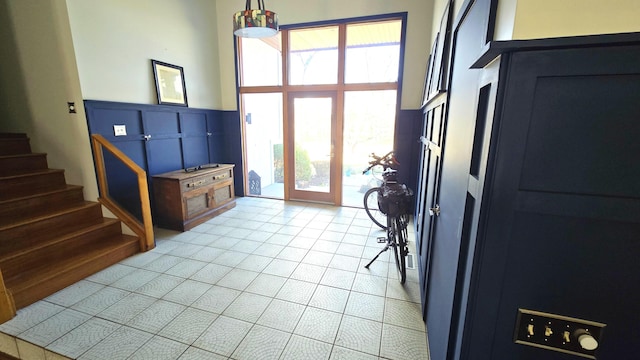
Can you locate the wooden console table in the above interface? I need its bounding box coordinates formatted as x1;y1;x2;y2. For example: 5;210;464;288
152;164;235;231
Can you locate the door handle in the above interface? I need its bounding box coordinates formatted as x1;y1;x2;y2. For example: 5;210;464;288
429;204;440;217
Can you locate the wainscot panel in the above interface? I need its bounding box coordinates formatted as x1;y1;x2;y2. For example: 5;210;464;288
84;100;242;222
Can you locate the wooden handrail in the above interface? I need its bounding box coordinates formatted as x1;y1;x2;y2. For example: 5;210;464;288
91;134;154;251
0;269;16;323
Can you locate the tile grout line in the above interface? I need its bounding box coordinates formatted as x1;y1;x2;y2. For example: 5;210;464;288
1;198;426;360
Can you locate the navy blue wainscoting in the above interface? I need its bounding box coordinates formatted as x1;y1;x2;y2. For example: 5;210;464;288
222;110;244;197
395;109;423;196
84;100;242;221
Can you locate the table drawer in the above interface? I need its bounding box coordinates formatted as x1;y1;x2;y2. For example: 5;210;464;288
180;168;233;191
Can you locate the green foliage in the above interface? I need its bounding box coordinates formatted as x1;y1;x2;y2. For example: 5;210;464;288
295;146;313;184
273;143;284;183
272;144;314;186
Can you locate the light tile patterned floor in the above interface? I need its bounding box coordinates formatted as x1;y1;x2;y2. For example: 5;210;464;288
0;197;430;360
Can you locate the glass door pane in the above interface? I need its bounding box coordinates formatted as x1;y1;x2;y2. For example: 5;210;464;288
242;93;284;198
342;90;397;207
288;93;336;203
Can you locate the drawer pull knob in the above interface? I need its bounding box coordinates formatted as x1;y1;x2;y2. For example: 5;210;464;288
213;174;227;180
187;180;206;187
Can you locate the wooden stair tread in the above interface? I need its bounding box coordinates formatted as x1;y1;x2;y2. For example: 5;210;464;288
0;133;27;138
0;185;85;227
0;168;64;180
0;136;31;157
0;201;100;231
0;132;146;313
0;168;67;201
0;153;48;177
0;217;121;263
7;233;138;293
0;152;46;159
0;184;83;205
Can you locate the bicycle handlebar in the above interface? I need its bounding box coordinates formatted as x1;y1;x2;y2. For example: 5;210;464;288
362;151;398;174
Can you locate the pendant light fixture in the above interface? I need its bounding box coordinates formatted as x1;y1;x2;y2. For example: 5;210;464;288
233;0;279;38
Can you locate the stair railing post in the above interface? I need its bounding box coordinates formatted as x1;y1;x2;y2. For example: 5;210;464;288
0;269;16;323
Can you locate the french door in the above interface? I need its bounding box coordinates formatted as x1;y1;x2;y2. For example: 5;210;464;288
237;17;404;204
286;91;340;203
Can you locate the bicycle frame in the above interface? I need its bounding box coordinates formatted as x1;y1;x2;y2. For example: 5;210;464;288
362;151;412;284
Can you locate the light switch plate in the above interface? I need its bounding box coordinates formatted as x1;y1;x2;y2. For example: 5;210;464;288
515;309;605;359
113;125;127;136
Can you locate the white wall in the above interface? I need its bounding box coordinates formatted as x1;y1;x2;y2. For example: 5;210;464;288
215;0;434;110
0;0;29;134
430;0;450;45
494;0;518;41
511;0;640;40
66;0;222;109
1;0;98;199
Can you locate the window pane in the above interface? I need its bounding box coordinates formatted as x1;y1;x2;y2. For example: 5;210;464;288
342;90;397;207
239;34;282;86
288;26;338;85
345;20;402;84
242;93;284;198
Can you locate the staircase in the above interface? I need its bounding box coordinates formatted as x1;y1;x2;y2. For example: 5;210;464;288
0;133;140;313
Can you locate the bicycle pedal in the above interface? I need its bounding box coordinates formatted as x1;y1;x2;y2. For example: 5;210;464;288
377;237;386;243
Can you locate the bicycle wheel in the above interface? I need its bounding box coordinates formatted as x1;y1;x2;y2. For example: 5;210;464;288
364;187;387;229
391;216;407;284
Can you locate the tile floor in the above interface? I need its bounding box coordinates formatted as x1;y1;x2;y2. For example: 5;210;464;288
0;197;430;360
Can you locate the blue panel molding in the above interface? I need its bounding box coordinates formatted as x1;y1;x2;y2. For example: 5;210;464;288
396;109;423;193
84;100;242;219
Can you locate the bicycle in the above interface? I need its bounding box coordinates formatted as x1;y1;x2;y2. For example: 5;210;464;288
362;152;397;230
362;152;414;284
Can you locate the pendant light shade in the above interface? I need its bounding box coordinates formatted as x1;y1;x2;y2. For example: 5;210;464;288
233;0;279;38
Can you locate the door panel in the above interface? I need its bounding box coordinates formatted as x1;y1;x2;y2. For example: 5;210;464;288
184;187;210;218
416;96;446;317
469;46;640;360
287;92;338;203
421;1;495;359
